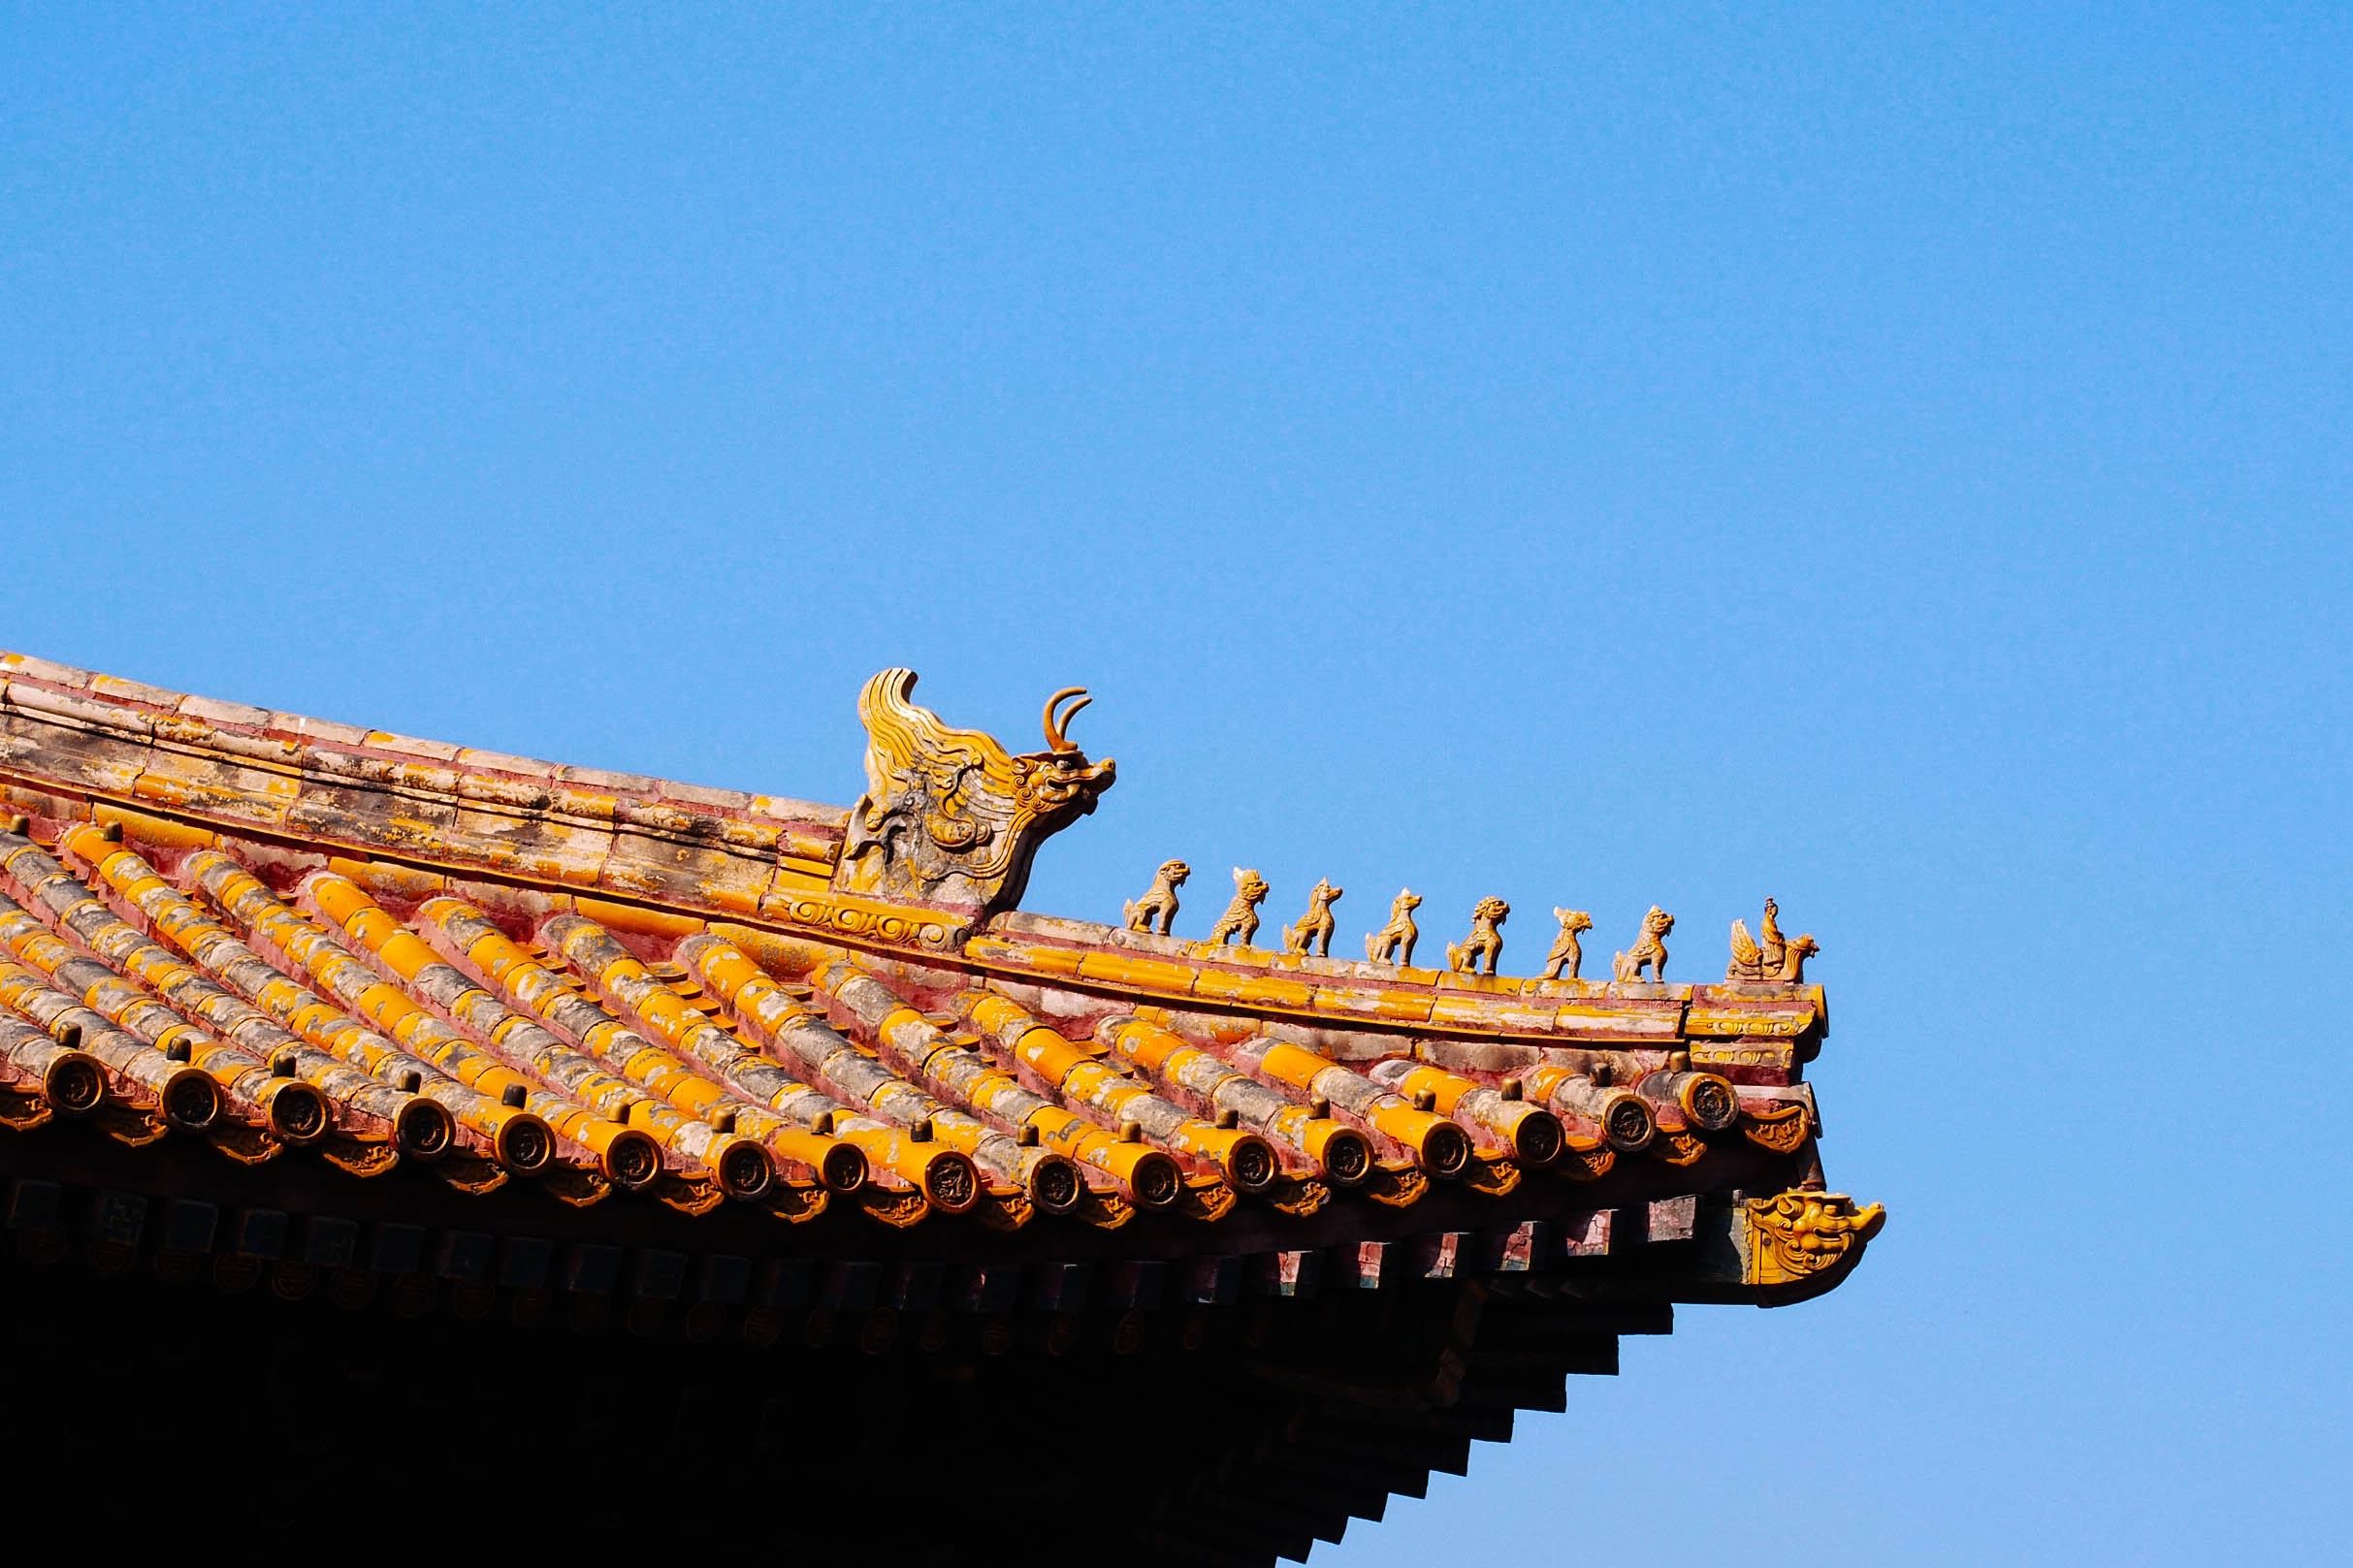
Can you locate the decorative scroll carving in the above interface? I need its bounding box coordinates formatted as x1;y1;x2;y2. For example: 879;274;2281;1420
973;1189;1034;1232
1445;898;1510;976
1554;1141;1614;1181
657;1171;725;1216
204;1120;280;1164
854;1185;932;1229
1079;1188;1134;1229
1653;1129;1707;1166
1740;1100;1812;1154
838;670;1116;912
1208;868;1270;947
1178;1175;1238;1224
1361;1160;1429;1208
1742;1189;1886;1287
1541;908;1593;980
0;1083;50;1131
1123;859;1190;935
1263;1175;1332;1217
1460;1153;1522;1197
765;1182;830;1224
92;1104;167;1147
1281;878;1344;957
431;1152;509;1196
771;888;961;951
1365;889;1421;966
1612;906;1675;982
537;1165;613;1207
1727;898;1819;983
319;1134;400;1178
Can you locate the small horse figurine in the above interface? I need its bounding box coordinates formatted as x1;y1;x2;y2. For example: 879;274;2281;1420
1365;889;1422;965
1540;908;1593;980
1281;878;1344;957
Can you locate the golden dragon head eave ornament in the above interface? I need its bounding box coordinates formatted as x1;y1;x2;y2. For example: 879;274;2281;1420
1741;1190;1887;1293
836;669;1116;914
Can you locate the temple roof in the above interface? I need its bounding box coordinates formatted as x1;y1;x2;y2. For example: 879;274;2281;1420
0;648;1881;1561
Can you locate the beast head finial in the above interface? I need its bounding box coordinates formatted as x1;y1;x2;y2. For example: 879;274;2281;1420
838;669;1115;912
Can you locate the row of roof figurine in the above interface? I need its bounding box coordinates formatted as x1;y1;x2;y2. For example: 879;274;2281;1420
1121;862;1819;985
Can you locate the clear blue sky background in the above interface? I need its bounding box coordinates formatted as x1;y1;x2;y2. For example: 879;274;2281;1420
5;6;2348;1561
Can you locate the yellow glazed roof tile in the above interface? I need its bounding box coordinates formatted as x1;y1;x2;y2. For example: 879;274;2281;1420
174;693;275;728
0;652;93;687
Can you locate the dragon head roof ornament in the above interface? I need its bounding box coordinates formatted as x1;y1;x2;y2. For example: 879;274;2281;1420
836;669;1116;913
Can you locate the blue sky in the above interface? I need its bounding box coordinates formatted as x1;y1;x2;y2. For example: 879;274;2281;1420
5;6;2349;1561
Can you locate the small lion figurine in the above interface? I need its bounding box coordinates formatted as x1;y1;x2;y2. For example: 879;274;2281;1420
1122;859;1190;935
1208;867;1271;946
1280;878;1343;957
1612;906;1675;982
1727;898;1819;983
1540;908;1593;980
1365;888;1421;965
1445;897;1510;976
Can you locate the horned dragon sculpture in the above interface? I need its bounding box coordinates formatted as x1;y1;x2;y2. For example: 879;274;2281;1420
837;670;1115;912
